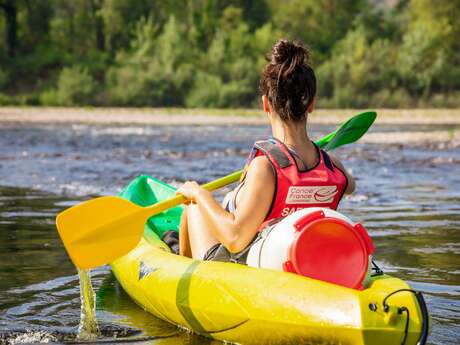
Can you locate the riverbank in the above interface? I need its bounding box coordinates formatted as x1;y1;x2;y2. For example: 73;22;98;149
0;107;459;125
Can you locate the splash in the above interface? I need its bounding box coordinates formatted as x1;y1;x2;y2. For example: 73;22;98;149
77;268;100;340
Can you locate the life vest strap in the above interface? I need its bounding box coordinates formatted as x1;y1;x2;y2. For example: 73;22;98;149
254;140;292;169
321;150;335;172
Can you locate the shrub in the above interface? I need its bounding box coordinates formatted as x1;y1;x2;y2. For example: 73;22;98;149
107;15;193;106
0;93;13;105
51;66;96;105
0;69;9;90
390;88;412;108
39;89;59;106
446;91;460;108
186;72;222;108
370;89;392;108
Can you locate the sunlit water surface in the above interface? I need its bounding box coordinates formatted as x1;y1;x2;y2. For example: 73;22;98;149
0;122;459;344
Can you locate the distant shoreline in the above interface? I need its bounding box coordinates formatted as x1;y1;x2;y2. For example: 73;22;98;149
0;107;459;125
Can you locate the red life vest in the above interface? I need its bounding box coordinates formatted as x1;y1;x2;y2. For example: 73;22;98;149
247;138;348;223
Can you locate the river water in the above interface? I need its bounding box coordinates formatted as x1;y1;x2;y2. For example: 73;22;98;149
0;121;459;345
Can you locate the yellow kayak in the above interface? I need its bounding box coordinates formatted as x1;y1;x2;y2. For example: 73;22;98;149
111;175;430;344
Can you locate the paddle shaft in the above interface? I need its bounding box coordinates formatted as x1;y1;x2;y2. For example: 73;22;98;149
56;111;376;269
142;170;243;217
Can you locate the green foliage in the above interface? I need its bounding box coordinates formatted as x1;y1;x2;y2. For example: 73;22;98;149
186;8;262;108
267;0;368;58
397;0;458;98
186;72;223;108
41;66;96;106
0;68;8;90
11;43;69;75
107;15;194;106
1;0;460;108
317;26;399;108
0;93;12;105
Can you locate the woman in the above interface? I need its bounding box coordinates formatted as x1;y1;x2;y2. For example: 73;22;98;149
177;39;355;262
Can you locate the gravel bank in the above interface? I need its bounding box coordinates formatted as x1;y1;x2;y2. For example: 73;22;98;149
0;107;459;125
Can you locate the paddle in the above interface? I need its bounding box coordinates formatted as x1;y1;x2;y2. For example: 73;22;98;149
316;111;377;151
56;111;377;269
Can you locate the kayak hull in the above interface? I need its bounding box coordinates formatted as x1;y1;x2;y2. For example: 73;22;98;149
111;175;428;344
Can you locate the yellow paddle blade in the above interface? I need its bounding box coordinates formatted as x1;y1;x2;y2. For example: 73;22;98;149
56;171;243;269
56;196;149;269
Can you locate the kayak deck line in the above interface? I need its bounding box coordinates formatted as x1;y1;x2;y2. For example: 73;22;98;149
175;260;210;337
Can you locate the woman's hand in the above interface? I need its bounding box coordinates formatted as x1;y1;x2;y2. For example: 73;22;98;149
177;181;204;203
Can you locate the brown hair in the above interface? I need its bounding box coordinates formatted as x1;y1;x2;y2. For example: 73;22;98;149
260;39;316;122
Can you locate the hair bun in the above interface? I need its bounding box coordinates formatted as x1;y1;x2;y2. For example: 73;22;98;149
271;39;310;67
260;38;317;123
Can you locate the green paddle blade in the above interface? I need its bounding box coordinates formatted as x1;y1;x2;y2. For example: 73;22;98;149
316;111;377;151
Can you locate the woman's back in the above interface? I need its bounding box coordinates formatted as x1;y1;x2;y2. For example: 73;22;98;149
178;39;355;260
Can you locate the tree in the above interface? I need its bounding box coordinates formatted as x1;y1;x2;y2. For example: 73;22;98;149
107;15;194;106
22;0;53;51
1;0;460;107
396;0;457;98
267;0;368;59
317;26;399;107
89;0;105;51
0;0;17;57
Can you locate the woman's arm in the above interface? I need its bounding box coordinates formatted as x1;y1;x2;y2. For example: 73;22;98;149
329;153;356;195
177;156;275;253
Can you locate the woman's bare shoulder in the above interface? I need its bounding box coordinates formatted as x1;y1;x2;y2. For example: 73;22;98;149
246;155;274;180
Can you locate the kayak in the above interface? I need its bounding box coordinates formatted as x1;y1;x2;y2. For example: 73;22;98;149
110;175;430;345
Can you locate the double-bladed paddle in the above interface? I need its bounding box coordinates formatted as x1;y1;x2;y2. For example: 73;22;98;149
56;111;377;269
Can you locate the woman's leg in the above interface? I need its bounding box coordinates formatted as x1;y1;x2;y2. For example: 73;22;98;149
186;204;220;259
179;207;192;257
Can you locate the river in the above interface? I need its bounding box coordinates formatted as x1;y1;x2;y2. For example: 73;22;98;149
0;121;459;344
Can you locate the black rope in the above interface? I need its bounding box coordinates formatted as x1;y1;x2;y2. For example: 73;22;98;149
381;288;429;345
382;288;417;312
371;260;384;276
398;306;410;345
